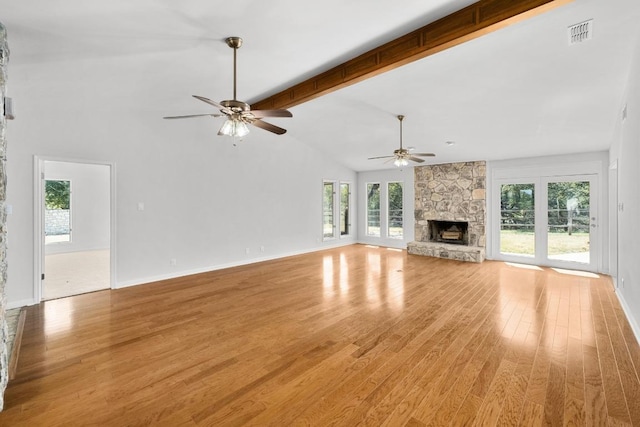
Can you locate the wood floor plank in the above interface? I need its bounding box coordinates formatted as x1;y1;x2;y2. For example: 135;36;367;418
590;284;632;423
520;399;545;426
544;360;566;425
597;284;640;424
378;278;500;425
564;337;586;426
425;324;504;426
0;245;637;425
583;342;609;426
495;329;540;426
472;358;518;426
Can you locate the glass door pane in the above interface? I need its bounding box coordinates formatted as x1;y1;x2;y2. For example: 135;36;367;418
340;183;350;236
387;182;403;239
500;183;535;256
546;180;591;264
323;182;335;239
366;183;380;236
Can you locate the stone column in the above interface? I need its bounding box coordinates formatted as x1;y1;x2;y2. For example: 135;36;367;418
0;21;9;411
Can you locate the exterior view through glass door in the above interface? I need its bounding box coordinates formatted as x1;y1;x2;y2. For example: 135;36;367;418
500;182;535;258
544;176;596;270
498;175;598;271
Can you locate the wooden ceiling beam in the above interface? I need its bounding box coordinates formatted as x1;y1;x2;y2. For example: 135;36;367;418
251;0;572;111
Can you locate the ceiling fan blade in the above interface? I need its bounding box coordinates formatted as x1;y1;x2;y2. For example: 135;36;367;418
192;95;231;114
250;110;293;119
409;156;425;163
412;152;436;157
368;155;395;160
251;119;287;135
163;114;220;119
250;109;293;118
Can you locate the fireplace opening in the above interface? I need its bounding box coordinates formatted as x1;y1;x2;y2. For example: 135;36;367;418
428;220;469;245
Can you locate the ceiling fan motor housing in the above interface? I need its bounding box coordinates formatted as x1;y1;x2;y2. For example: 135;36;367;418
220;99;250;113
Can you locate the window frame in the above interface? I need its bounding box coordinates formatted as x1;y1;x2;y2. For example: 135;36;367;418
366;182;381;237
322;180;337;240
387;181;404;239
339;182;352;238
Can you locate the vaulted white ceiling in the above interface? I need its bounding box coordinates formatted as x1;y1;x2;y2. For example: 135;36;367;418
2;0;639;171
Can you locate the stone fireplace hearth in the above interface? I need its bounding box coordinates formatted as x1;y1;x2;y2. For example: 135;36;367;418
407;161;486;263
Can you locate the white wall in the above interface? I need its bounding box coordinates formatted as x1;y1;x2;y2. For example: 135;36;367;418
610;34;640;342
44;161;110;255
357;167;414;249
5;55;356;307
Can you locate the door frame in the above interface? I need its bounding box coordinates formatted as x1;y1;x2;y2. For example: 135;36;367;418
489;158;605;273
33;156;117;302
540;174;599;272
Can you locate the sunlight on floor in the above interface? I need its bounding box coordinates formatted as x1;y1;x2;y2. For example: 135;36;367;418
505;262;544;271
44;298;73;335
551;268;600;278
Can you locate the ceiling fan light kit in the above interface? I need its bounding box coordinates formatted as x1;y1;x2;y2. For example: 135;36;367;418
218;117;249;137
394;158;409;167
368;115;435;167
164;36;292;138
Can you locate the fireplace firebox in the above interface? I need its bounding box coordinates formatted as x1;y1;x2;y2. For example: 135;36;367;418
428;220;469;246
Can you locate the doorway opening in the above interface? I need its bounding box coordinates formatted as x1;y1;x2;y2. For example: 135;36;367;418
36;159;114;301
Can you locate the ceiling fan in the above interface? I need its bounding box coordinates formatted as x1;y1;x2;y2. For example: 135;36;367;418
164;37;292;137
368;115;435;166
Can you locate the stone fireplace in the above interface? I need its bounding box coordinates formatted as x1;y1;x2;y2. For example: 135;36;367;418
408;161;486;262
0;22;8;410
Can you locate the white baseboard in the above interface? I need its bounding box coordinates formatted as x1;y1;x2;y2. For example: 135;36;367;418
115;241;354;290
615;289;640;347
7;299;38;309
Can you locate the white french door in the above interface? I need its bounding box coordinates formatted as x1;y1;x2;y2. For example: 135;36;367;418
496;174;599;272
541;175;598;271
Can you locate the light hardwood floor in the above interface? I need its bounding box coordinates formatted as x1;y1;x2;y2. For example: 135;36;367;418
2;244;639;426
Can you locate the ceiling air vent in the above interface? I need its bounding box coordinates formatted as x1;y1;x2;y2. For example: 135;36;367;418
568;20;593;45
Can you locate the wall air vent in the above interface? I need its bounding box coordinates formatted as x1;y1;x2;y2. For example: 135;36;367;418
568;20;593;45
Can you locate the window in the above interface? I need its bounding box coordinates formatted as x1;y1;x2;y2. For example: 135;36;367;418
366;183;380;236
323;181;335;239
45;179;72;244
388;182;403;239
340;183;351;236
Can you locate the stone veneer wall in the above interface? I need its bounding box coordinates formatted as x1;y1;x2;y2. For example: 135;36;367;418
0;21;9;411
408;161;486;262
